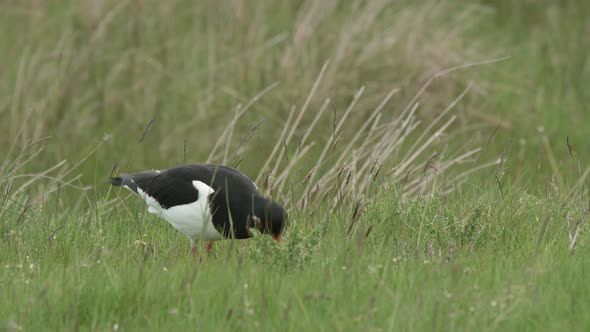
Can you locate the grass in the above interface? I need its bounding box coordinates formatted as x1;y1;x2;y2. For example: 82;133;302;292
2;185;589;330
1;0;589;331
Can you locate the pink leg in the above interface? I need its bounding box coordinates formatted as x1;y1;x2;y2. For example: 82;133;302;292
191;246;201;263
205;241;213;256
273;234;281;243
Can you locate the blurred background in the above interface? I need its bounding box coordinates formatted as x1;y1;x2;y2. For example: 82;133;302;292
1;0;588;203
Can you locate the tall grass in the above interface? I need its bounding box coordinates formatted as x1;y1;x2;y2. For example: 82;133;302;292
0;1;495;178
0;1;506;216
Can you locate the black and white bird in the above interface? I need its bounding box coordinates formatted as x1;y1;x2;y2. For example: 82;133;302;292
109;164;287;260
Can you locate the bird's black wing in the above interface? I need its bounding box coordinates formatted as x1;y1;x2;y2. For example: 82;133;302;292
110;169;200;209
185;164;262;238
111;164;263;238
200;164;259;191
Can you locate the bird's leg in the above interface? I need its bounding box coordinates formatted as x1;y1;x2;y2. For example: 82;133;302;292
190;241;212;263
205;241;213;256
273;234;281;243
191;246;200;263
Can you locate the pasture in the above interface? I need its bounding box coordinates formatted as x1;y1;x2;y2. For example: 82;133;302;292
1;1;588;330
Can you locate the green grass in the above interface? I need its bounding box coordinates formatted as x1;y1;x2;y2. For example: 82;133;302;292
1;0;589;330
2;185;589;330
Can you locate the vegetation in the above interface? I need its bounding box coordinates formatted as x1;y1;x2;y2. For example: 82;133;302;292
1;1;588;330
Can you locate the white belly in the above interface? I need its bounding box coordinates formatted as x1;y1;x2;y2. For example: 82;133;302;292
159;200;224;241
136;181;225;241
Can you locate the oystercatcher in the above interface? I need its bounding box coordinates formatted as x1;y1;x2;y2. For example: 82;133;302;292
109;164;287;260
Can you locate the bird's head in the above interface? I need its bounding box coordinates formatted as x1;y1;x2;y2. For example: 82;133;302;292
253;196;288;241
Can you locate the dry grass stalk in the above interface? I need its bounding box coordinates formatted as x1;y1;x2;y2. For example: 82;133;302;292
205;58;507;213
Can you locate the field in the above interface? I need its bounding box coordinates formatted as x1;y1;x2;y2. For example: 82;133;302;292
1;1;589;331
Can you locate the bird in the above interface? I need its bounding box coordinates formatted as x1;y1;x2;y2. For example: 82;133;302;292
109;164;287;261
